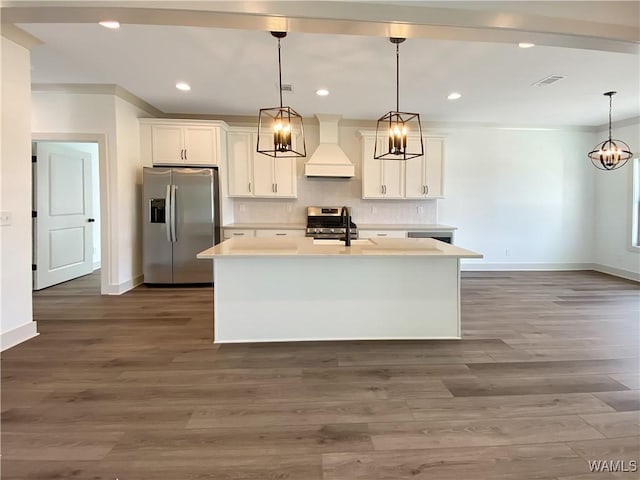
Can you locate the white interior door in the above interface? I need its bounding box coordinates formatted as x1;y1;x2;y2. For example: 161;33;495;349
34;143;93;290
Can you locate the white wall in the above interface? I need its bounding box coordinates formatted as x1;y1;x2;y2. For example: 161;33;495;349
593;120;640;280
114;96;147;286
440;127;596;269
0;36;38;350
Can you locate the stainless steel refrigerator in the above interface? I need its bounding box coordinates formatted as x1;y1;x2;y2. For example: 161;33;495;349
143;167;221;284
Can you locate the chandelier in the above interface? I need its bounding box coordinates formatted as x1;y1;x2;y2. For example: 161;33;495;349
588;91;632;171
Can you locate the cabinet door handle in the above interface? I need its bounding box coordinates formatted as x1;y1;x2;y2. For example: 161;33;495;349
180;149;184;160
383;185;387;194
425;185;429;195
377;233;387;237
248;182;251;192
184;149;187;161
381;185;384;194
276;233;286;236
233;233;245;236
275;183;278;193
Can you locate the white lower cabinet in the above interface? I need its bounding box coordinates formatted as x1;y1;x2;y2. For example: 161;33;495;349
227;128;298;198
224;229;306;240
254;229;306;238
223;229;255;240
359;230;406;239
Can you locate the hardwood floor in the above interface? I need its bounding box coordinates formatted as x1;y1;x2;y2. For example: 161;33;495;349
1;270;638;479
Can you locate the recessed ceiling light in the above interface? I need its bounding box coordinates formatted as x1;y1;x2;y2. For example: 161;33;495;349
176;82;191;92
99;21;120;29
316;89;330;96
518;42;535;49
447;92;462;100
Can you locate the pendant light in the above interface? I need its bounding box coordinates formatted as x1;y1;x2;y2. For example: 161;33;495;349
588;91;633;171
257;31;306;158
374;37;423;160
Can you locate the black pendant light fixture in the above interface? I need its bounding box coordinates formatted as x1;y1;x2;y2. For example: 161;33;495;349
374;37;423;160
588;91;633;171
257;31;306;158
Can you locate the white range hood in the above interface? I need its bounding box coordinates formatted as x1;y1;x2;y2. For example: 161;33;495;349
304;114;355;178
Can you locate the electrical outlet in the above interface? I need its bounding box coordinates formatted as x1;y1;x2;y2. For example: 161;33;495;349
0;211;11;226
371;206;377;215
286;204;293;213
504;248;510;257
417;205;424;215
239;204;247;213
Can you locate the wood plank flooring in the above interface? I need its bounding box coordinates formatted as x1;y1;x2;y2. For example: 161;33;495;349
1;270;638;479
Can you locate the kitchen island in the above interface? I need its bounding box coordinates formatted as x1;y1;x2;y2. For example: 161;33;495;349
197;237;482;343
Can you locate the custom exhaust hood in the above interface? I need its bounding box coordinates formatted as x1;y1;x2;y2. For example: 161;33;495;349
304;114;355;178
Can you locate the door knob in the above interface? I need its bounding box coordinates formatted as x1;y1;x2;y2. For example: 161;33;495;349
87;218;95;223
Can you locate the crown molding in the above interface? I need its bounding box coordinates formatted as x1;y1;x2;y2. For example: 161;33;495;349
31;83;163;116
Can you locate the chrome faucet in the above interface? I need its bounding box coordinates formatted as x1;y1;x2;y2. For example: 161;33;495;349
341;206;351;246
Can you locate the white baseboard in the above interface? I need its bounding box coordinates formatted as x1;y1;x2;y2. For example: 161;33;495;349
461;261;593;271
459;261;639;283
1;321;38;351
102;274;144;295
592;264;640;282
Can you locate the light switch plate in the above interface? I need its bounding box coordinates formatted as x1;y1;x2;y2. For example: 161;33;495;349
0;211;11;226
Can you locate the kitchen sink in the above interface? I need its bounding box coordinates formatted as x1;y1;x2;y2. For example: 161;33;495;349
312;239;374;246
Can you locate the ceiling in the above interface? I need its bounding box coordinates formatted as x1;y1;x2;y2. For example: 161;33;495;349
3;1;640;127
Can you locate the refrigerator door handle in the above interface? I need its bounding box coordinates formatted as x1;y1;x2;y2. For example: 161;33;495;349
165;184;172;242
171;184;178;242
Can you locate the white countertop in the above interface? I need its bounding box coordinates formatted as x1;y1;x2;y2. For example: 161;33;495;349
223;223;456;231
198;237;481;258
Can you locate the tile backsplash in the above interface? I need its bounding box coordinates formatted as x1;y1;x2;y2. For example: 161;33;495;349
232;177;438;224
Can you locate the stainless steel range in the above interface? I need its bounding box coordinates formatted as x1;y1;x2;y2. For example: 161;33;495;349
306;206;358;240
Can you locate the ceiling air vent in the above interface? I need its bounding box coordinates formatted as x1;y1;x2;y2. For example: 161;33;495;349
532;75;566;87
280;83;294;93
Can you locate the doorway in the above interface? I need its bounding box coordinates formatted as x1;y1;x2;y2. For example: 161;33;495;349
32;140;101;291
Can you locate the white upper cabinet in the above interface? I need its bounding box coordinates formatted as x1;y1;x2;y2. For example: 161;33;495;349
361;135;405;199
361;132;445;200
140;119;226;166
405;136;445;199
227;128;298;198
227;131;254;196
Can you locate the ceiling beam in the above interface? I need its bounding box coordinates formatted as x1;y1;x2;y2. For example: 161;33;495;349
1;2;638;54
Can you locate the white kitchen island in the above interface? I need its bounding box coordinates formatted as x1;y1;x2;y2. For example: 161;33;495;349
197;237;482;343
